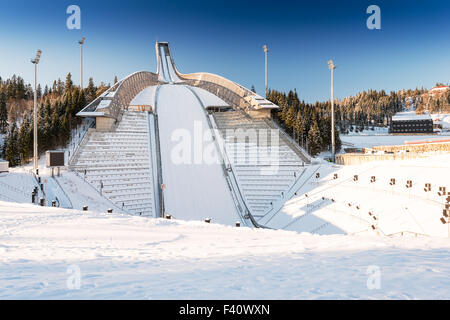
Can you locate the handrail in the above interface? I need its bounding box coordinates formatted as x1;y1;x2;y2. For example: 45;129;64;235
146;111;161;218
265;118;312;164
385;231;431;238
72;168;126;213
262;165;320;225
153;85;165;218
68;119;95;166
52;175;74;209
186;86;268;228
77;71;161;120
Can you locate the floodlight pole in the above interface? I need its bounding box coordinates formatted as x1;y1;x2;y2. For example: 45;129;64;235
263;45;268;98
328;60;337;158
79;37;85;90
31;50;42;170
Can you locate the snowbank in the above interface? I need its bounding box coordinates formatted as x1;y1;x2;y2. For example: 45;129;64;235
1;201;450;299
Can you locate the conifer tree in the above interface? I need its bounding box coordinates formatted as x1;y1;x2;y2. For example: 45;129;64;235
0;92;8;134
65;73;73;92
18;115;30;164
294;111;306;146
86;77;96;103
285;106;296;129
5;123;19;166
307;120;322;157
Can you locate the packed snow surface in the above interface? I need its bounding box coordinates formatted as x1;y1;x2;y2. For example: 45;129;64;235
156;84;239;225
130;86;157;107
189;86;230;108
1;201;450;299
263;154;450;237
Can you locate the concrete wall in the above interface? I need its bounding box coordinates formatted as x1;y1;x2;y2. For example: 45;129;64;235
247;109;272;119
336;152;433;165
337;142;450;165
372;142;450;153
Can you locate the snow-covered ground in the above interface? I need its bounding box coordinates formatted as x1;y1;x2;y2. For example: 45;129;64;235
0;133;4;160
345;126;389;136
1;157;125;213
341;134;450;149
263;154;450;237
1;139;450;299
1;201;450;299
432;113;450;131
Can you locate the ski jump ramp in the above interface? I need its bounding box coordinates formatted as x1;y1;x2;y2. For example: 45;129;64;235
76;42;312;228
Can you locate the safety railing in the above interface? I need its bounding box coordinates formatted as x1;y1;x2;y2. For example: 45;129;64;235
77;71;161;121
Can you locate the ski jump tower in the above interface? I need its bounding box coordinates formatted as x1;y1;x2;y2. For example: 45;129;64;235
73;42;311;227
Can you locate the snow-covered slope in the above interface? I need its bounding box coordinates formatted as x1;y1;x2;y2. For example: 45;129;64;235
262;154;450;237
156;84;239;225
1;201;450;299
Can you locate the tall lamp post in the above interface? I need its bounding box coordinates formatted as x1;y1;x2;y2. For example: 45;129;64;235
79;37;85;90
31;50;42;171
263;45;268;98
328;60;337;158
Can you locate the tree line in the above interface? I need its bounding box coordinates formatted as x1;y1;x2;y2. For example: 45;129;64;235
0;73;112;166
335;84;449;133
267;83;449;157
267;89;341;157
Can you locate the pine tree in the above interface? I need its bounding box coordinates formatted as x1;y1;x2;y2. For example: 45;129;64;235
251;85;256;93
18;115;31;164
0;92;8;134
294;111;306;147
114;75;118;85
86;77;96;103
307;120;322;157
42;103;52;151
5;123;19;166
60;115;71;147
65;73;73;93
37;84;42;99
285;106;296;132
51;107;60;146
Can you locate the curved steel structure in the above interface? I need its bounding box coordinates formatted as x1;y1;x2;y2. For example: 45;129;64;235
77;71;161;120
77;42;278;121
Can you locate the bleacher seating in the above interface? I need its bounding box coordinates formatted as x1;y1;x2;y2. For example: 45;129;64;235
71;111;155;216
213;111;307;219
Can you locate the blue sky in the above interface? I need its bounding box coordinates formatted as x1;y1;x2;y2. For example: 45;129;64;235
0;0;449;102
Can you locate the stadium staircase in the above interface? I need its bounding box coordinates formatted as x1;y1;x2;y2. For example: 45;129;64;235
69;111;156;216
212;110;308;221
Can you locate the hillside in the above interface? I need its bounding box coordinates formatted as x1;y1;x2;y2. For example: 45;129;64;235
1;200;450;299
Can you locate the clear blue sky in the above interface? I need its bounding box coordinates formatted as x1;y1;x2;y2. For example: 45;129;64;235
0;0;449;102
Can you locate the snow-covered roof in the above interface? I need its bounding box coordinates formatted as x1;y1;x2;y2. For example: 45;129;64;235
189;86;229;108
430;86;449;92
392;111;432;121
104;91;117;99
244;94;278;110
96;100;112;110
